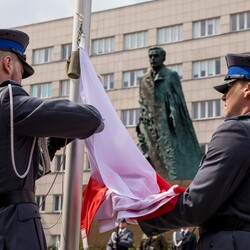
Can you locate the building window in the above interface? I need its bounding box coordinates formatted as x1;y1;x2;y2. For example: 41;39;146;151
192;99;221;120
31;82;52;98
121;109;140;127
55;154;66;172
84;158;91;171
83;153;91;171
51;235;61;249
157;25;183;44
231;12;250;32
193;58;220;78
92;37;115;55
124;31;148;50
193;18;220;38
102;73;114;90
168;64;183;80
61;43;72;60
33;47;53;65
123;69;147;88
36;195;46;212
60;79;70;96
53;195;63;212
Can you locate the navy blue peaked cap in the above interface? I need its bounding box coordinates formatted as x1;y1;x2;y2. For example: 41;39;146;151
0;29;34;79
214;53;250;94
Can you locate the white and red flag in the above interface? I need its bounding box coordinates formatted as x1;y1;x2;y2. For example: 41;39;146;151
79;48;185;237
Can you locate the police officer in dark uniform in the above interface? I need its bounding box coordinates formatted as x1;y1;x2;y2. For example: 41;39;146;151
138;53;250;250
106;219;134;250
0;29;104;249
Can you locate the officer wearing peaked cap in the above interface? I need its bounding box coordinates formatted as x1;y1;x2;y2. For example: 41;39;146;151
107;219;134;250
0;29;104;249
138;53;250;250
0;29;34;78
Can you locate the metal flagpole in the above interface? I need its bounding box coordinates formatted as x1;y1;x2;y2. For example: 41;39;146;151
60;0;92;249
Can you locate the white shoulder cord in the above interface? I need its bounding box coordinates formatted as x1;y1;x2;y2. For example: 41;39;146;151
8;84;37;178
173;231;183;247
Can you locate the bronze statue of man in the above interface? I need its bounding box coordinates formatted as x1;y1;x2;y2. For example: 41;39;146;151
137;46;202;180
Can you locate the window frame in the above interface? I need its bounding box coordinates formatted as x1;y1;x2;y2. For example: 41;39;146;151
36;195;46;212
122;69;147;88
53;195;63;212
193;18;220;38
61;43;72;60
59;79;70;97
54;154;66;172
32;47;53;65
231;11;250;32
192;99;221;120
193;58;220;79
157;24;183;44
124;31;148;50
92;36;115;55
121;109;140;127
102;73;114;91
30;82;52;98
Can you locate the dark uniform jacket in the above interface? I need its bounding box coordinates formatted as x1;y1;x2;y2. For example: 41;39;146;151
0;81;103;250
139;113;250;250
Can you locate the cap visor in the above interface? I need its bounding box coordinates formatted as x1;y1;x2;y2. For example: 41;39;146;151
22;62;34;79
213;79;237;94
17;54;34;79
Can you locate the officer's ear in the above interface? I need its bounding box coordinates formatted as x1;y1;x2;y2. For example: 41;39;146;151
243;81;250;98
2;55;13;75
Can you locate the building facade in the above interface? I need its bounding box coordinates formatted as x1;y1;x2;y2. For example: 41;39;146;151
11;0;250;247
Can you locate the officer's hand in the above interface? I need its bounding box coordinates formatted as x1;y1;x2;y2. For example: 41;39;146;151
48;137;74;160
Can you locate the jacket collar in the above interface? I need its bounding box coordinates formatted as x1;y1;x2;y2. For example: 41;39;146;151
0;80;19;88
225;112;250;121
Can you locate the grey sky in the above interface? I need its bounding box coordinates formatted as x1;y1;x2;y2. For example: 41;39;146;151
1;0;151;29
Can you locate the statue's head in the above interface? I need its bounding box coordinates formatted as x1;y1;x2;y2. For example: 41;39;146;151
148;46;166;70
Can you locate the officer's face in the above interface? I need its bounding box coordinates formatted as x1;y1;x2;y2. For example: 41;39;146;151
119;221;127;229
10;54;23;84
222;80;249;117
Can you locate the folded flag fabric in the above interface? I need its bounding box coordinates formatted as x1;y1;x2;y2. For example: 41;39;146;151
79;47;185;236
